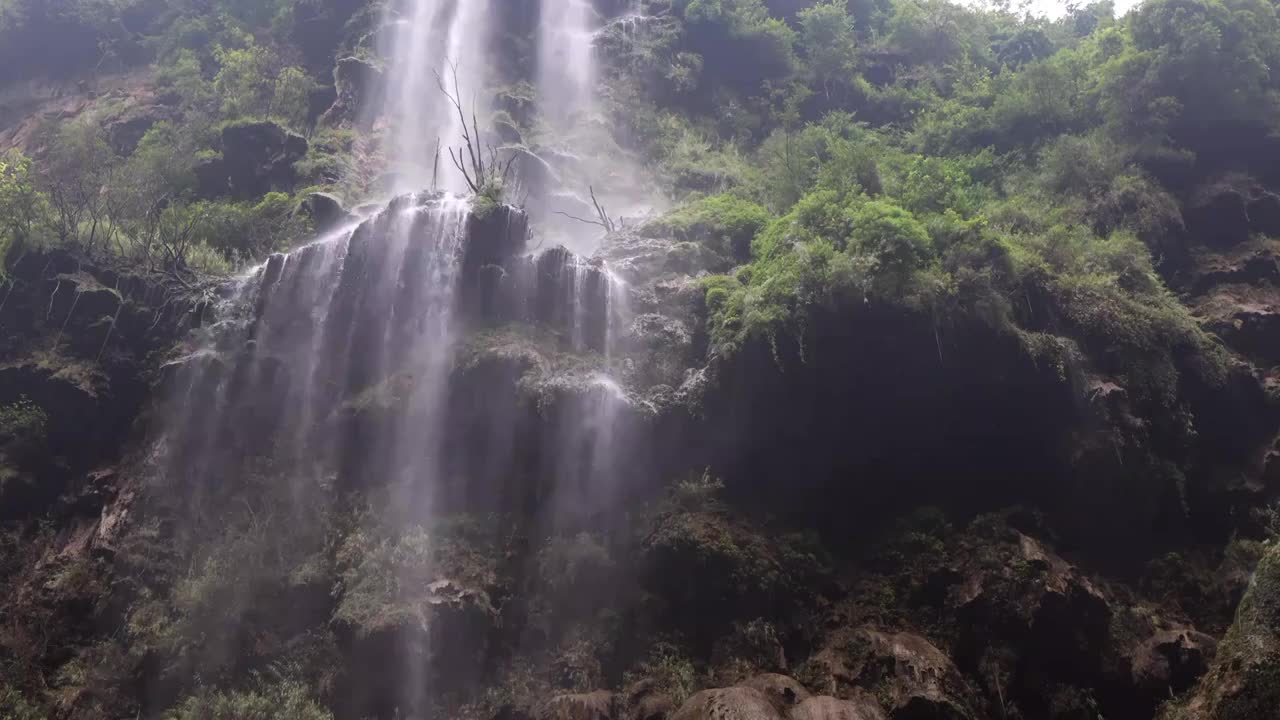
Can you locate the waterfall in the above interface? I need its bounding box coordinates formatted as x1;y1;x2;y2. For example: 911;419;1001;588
383;0;493;193
538;0;598;125
162;195;475;509
150;4;650;714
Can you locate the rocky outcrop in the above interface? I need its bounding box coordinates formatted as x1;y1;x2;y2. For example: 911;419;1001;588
1184;174;1280;248
788;695;886;720
668;677;886;720
804;628;978;720
320;56;383;128
673;686;785;720
0;250;197;520
1161;544;1280;720
214;120;309;199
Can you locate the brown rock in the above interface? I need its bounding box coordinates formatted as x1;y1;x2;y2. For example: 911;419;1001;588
741;674;810;713
806;628;977;720
619;679;676;720
788;695;887;720
671;687;783;720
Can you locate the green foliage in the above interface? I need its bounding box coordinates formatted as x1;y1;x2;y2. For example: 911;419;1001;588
0;151;46;265
165;680;332;720
678;0;799;96
645;195;771;262
0;397;48;454
643;472;830;624
626;642;700;707
1101;0;1280;148
845;199;935;279
333;517;498;636
798;2;858;100
213;37;313;130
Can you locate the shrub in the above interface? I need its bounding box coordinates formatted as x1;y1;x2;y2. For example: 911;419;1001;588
645;195;771;262
846;199;935;279
333;518;498;636
165;680;332;720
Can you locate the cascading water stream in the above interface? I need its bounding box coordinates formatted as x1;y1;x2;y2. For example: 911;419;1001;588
154;3;653;714
383;0;492;193
538;0;598;125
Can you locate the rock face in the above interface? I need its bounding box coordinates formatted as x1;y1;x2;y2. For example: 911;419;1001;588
320;56;383;128
218;120;309;198
1162;544;1280;720
788;696;886;720
806;629;978;720
0;250;196;519
669;678;887;720
673;686;785;720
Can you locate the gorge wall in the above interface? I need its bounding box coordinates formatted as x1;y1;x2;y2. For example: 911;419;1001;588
4;1;1280;720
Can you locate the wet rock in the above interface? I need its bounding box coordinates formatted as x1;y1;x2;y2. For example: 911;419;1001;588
672;686;783;720
788;695;886;720
806;628;978;720
220;120;309;198
599;229;730;286
741;675;810;713
619;679;677;720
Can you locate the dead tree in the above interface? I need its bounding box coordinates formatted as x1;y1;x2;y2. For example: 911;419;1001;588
434;62;517;197
553;186;617;233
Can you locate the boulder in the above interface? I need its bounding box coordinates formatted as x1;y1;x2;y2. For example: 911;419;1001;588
672;687;783;720
948;530;1111;672
301;191;348;231
741;675;809;714
1128;627;1218;697
805;628;977;720
618;679;677;720
788;696;886;720
220;120;309;198
105;104;175;155
321;56;383;128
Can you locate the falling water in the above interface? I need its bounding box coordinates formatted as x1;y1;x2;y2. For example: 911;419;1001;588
538;0;599;124
382;0;492;192
154;3;650;715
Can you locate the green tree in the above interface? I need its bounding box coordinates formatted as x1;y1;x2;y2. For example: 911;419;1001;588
0;150;47;263
798;1;859;100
